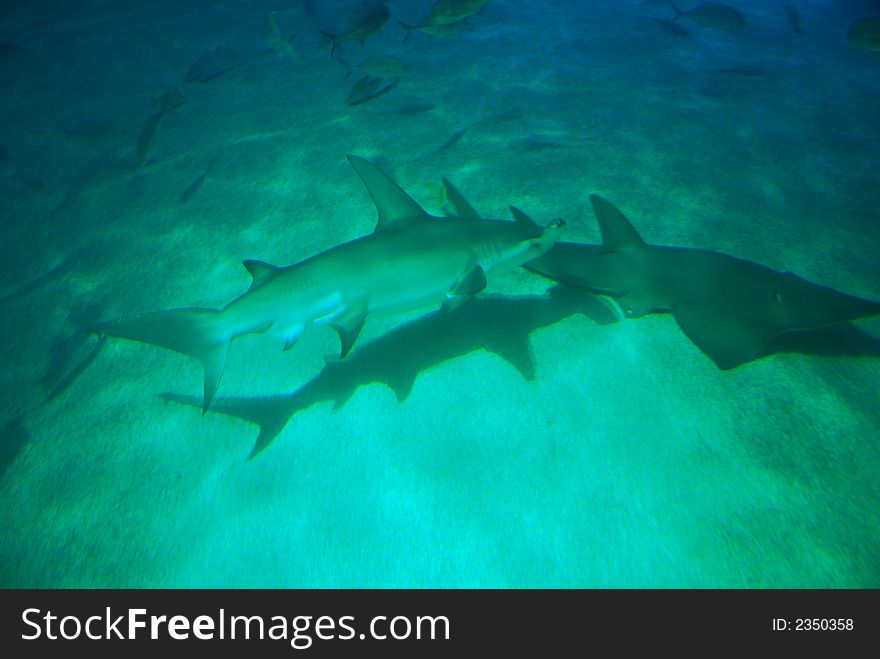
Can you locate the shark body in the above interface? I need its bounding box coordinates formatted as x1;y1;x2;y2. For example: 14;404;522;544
98;155;564;410
525;194;880;369
441;180;880;370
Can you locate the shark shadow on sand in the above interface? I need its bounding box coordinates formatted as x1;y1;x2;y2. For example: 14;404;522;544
160;288;613;458
0;416;29;481
42;301;109;402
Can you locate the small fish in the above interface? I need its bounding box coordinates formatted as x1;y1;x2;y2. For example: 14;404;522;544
0;247;88;306
399;18;469;40
267;11;297;58
179;163;212;203
424;0;491;26
670;2;745;31
185;48;247;82
399;0;488;40
322;1;390;56
345;75;399;105
136;90;185;166
151;90;186;112
847;17;880;52
785;4;804;35
651;17;689;38
341;55;408;79
421;126;470;160
385;102;436;115
136;112;164;166
62;120;129;148
421;108;522;160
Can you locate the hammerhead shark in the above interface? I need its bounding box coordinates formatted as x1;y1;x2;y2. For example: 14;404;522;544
443;181;880;369
96;155;565;411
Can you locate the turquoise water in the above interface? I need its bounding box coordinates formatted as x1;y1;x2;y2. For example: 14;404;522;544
1;0;879;588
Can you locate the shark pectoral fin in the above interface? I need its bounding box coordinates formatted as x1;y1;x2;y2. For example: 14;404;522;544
329;306;368;358
346;155;431;231
443;265;487;311
589;194;646;251
671;302;768;370
442;178;481;219
243;259;281;288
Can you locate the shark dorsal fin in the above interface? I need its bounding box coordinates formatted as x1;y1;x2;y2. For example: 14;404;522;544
243;259;281;288
509;205;538;228
347;154;430;231
589;194;646;250
442;178;481;219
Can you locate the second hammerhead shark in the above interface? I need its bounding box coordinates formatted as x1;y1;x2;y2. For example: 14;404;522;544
443;180;880;369
96;156;564;411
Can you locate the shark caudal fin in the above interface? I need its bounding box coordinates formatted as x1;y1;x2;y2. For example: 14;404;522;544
589;194;646;250
96;308;229;413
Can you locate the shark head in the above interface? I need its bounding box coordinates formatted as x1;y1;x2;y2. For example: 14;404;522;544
438;175;566;274
475;215;566;275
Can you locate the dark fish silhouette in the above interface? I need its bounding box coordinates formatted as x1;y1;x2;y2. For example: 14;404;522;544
135;111;165;166
524;195;880;369
785;4;804;35
345;75;399;105
179;163;212;203
399;18;469;40
422;0;490;25
651;17;689;38
185;49;247;82
136;91;184;166
444;182;880;370
322;1;390;56
671;2;745;31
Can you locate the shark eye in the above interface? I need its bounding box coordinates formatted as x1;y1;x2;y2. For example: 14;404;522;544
552;218;566;227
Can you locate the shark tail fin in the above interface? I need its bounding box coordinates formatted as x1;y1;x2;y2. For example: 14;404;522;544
589;194;646;251
96;308;229;413
669;2;684;20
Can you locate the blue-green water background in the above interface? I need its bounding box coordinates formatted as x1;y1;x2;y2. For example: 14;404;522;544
1;0;879;587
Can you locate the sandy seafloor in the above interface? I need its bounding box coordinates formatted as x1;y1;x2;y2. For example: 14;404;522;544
0;0;879;587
